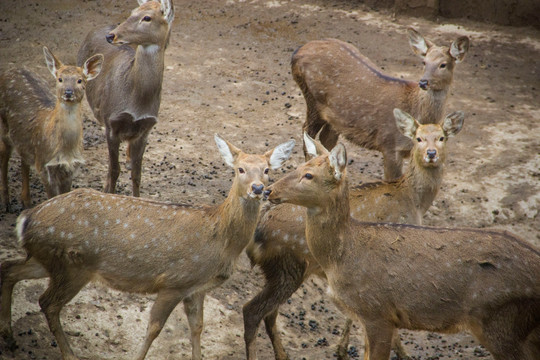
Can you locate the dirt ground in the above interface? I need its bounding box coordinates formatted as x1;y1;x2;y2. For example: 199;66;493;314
0;0;539;359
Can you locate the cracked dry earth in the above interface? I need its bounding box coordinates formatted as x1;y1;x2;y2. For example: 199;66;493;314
0;0;539;359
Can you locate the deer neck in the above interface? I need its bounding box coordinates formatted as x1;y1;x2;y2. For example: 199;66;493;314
215;187;262;258
128;44;166;115
403;159;443;214
413;88;447;124
304;181;351;269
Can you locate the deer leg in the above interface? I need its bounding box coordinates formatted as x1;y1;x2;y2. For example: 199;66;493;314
302;105;326;161
382;150;403;182
20;160;32;208
56;166;73;195
243;254;306;360
362;321;394;360
128;118;155;197
336;318;352;360
135;288;184;360
183;291;205;360
104;126;121;194
318;123;339;153
39;267;92;360
0;138;12;212
1;257;48;350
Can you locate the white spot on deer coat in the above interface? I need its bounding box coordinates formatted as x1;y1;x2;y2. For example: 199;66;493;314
48;226;55;234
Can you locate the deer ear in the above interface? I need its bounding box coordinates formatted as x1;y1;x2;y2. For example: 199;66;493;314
394;108;419;140
408;28;432;58
160;0;175;24
303;132;328;160
83;54;103;81
137;0;149;5
215;134;241;168
450;36;469;63
329;143;347;181
266;139;295;170
43;46;63;77
442;111;465;138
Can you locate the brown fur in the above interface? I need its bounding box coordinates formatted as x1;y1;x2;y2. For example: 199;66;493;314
0;47;102;211
264;135;540;360
291;28;469;181
77;0;174;197
243;110;464;359
0;135;295;360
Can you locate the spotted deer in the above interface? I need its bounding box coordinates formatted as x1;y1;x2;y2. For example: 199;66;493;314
77;0;174;197
0;134;295;360
263;133;540;360
292;28;469;181
243;109;464;359
0;47;103;212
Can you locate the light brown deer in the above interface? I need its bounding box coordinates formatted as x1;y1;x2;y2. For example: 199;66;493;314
0;134;295;360
263;133;540;360
77;0;174;197
292;28;469;181
243;109;464;360
0;47;103;212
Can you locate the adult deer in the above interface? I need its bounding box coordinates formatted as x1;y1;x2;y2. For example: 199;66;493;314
243;109;464;359
292;28;469;181
263;134;540;360
77;0;174;196
0;47;103;212
0;134;295;360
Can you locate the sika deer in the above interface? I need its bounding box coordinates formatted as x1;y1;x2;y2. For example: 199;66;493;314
243;109;464;360
77;0;174;196
292;28;469;181
263;134;540;360
0;47;103;212
0;134;295;360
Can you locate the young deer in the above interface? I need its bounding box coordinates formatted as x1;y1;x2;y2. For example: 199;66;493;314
0;47;103;212
263;134;540;360
243;109;464;360
292;28;469;181
77;0;174;197
0;134;295;360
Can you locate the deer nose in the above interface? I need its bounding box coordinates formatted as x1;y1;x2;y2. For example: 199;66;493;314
106;33;115;44
252;183;264;195
427;149;437;159
419;79;429;90
263;189;272;198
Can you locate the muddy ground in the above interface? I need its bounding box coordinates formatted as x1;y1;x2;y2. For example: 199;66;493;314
0;0;539;359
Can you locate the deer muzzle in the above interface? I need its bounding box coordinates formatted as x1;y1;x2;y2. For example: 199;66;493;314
419;79;429;90
106;33;116;44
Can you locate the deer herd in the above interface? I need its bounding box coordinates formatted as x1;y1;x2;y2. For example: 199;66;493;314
0;1;538;360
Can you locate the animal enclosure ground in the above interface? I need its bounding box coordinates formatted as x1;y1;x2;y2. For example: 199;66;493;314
0;0;538;359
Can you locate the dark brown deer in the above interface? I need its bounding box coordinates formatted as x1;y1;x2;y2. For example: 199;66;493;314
292;28;469;181
0;47;103;211
263;133;540;360
77;0;174;196
0;134;295;360
243;109;464;359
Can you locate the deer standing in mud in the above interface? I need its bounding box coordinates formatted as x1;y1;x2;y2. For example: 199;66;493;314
243;109;464;360
292;28;469;181
0;47;103;212
263;133;540;360
0;134;295;360
77;0;174;196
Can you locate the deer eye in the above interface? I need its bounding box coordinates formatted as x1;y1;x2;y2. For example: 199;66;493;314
416;137;422;143
142;15;152;22
422;61;426;66
238;168;245;174
304;173;313;180
439;63;447;69
264;168;269;175
439;136;445;142
77;79;82;84
58;78;63;83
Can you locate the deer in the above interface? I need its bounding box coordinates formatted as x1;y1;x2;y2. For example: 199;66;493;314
242;108;464;360
0;47;103;212
262;133;540;360
77;0;174;197
0;134;295;360
291;28;470;181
